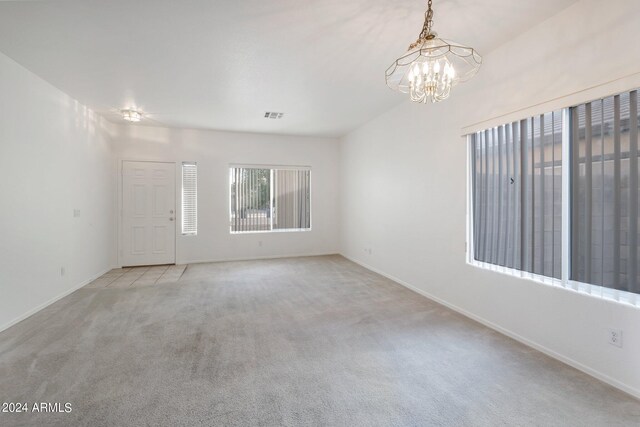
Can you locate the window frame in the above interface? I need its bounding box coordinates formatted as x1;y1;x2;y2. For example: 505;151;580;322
228;164;312;235
467;104;640;308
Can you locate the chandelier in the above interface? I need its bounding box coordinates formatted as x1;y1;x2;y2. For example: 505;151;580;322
385;0;482;103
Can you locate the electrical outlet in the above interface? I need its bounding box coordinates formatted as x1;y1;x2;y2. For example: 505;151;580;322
60;267;66;276
73;209;81;217
607;328;623;348
258;241;263;247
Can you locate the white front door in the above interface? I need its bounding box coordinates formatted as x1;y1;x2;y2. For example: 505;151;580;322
121;161;176;266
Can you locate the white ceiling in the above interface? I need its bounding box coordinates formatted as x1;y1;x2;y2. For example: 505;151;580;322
0;0;576;136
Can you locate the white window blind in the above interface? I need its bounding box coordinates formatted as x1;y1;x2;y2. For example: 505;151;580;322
230;166;310;233
181;162;197;235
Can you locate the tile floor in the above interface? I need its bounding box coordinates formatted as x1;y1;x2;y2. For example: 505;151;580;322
84;264;187;289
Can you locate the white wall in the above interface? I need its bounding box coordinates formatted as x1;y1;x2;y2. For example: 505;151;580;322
112;125;340;265
0;51;116;331
340;0;640;398
2;0;637;398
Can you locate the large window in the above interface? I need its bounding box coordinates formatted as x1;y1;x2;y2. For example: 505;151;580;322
469;89;640;305
229;166;311;233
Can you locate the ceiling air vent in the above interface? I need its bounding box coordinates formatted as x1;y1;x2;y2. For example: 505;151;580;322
264;112;284;119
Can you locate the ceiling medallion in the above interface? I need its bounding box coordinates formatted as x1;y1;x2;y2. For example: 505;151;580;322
385;0;482;103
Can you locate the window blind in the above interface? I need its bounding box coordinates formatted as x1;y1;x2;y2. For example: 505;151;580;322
230;166;310;233
181;162;197;235
471;111;563;278
273;169;311;230
571;91;640;294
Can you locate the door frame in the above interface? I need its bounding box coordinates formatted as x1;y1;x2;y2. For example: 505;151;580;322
117;159;178;267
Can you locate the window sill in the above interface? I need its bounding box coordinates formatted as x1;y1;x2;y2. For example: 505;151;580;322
467;259;640;309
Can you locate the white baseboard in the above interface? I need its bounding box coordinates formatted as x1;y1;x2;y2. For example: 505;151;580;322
340;253;640;401
180;252;339;265
0;265;115;334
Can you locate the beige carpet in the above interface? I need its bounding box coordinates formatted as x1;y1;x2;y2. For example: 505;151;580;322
0;255;638;426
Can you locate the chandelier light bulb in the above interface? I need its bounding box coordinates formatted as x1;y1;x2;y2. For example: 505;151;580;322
385;0;482;103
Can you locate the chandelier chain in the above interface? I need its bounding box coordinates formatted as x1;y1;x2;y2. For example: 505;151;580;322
419;0;434;40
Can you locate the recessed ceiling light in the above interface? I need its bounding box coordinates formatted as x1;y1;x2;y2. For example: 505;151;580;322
121;109;143;122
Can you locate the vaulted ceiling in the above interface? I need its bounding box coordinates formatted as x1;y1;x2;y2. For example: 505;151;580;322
0;0;576;136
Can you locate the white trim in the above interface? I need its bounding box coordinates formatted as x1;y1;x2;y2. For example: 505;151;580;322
269;169;274;230
561;108;571;285
309;168;313;233
469;259;562;287
341;253;640;400
462;72;640;135
466;135;474;264
0;266;115;333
